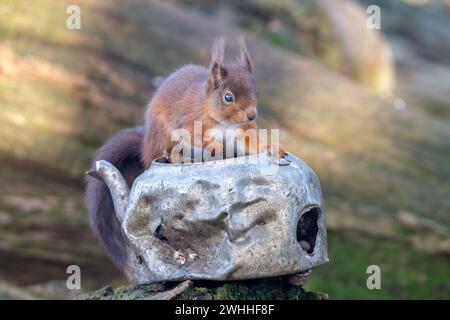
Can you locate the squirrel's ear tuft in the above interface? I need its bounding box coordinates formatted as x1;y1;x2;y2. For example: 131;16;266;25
209;37;227;89
238;36;252;73
211;37;225;65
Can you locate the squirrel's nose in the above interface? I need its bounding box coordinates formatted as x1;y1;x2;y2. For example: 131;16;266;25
247;111;256;121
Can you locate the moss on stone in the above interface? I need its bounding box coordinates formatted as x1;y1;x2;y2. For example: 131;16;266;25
81;277;328;300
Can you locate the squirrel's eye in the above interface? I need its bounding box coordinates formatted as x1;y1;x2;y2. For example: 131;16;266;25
223;92;234;104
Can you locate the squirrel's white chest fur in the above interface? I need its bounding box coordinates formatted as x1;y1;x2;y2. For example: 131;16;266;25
173;123;248;163
204;123;246;157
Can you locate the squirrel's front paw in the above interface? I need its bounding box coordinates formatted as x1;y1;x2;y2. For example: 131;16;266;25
162;150;172;163
268;144;287;158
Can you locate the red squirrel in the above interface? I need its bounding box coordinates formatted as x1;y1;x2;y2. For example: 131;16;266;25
86;38;286;276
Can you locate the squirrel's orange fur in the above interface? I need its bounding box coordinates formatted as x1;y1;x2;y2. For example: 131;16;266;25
141;37;285;165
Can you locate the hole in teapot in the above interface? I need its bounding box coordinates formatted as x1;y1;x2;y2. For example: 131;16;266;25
297;207;320;254
154;223;182;252
155;224;167;241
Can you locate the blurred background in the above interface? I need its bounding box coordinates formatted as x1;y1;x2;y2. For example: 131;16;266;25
0;0;449;299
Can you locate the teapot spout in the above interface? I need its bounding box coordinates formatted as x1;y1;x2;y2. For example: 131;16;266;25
94;160;129;222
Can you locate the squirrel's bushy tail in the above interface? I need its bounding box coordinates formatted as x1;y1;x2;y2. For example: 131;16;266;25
85;126;145;272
